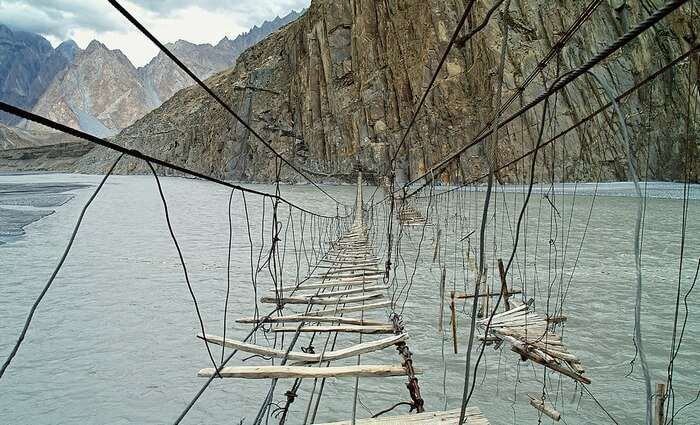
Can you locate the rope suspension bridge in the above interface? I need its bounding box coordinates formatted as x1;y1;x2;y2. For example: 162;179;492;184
0;0;698;424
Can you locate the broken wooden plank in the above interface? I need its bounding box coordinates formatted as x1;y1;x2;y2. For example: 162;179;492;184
511;344;591;384
528;394;561;422
198;333;408;364
197;364;419;379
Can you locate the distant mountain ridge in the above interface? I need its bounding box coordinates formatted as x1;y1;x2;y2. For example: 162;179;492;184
0;9;303;135
138;10;302;109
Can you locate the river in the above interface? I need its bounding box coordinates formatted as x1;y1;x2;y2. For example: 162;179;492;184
1;173;698;424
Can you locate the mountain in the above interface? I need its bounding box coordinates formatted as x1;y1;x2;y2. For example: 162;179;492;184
73;0;700;183
22;10;303;137
139;10;302;105
29;40;158;137
0;24;78;125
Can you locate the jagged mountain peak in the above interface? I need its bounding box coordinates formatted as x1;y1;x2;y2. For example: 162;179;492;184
85;39;107;52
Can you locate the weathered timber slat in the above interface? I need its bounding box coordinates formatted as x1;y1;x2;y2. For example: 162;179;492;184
312;407;489;424
198;333;408;363
234;315;387;326
261;292;383;305
272;324;395;334
197;364;420;379
303;300;391;316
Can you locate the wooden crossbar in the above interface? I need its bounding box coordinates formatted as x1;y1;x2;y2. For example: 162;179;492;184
272;324;395;334
260;292;383;305
235;315;386;326
198;333;407;363
197;365;419;379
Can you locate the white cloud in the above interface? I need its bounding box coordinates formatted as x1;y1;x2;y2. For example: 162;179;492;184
0;0;309;67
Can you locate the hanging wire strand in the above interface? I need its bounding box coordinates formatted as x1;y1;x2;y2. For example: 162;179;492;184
145;160;221;376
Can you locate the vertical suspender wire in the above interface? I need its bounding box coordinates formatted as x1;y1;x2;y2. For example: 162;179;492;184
665;30;697;420
222;188;235;364
145;160;221;375
587;71;651;425
459;2;510;422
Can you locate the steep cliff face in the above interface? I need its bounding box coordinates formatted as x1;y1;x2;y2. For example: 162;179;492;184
0;25;77;125
76;0;699;183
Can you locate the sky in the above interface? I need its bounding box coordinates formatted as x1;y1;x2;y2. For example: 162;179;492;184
0;0;310;66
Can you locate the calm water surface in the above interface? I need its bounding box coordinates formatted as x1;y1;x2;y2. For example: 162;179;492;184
1;174;698;424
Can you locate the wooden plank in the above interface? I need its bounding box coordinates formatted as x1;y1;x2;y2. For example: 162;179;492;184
197;364;419;379
479;303;528;322
450;290;458;353
455;289;522;299
304;300;391;316
510;345;591;384
307;275;380;283
273;324;395;334
235;315;387;326
321;256;379;263
655;382;666;425
260;292;383;305
438;266;446;332
317;268;383;276
316;262;378;269
294;285;389;298
197;334;316;362
198;333;408;363
312;407;489;424
497;259;511;311
279;280;380;291
528;394;561;422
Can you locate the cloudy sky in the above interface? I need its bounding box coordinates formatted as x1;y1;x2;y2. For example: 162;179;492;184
0;0;310;66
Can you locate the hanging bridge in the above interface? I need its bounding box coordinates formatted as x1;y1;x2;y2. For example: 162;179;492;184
0;0;697;424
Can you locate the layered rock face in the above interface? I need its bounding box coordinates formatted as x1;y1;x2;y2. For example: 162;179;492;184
0;25;78;125
77;0;699;183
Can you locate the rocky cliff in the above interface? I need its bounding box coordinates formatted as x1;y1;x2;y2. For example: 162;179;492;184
75;0;699;183
0;25;78;125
